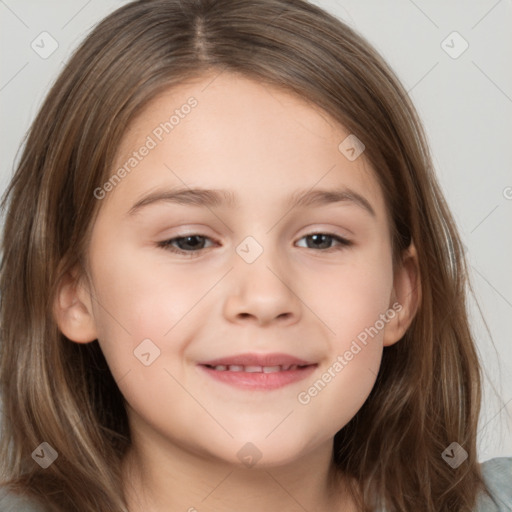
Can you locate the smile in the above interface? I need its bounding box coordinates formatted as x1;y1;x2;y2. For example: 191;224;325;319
204;364;309;373
197;359;317;390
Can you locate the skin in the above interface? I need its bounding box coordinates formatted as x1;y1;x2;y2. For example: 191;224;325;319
55;71;420;512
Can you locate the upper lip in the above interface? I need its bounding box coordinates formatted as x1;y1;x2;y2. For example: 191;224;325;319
199;352;316;367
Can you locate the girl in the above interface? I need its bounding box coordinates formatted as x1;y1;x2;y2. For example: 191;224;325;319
0;0;510;511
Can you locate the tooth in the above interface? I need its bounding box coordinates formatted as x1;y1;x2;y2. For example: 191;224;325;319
244;366;263;373
213;365;227;371
228;365;244;372
281;365;292;371
263;366;282;373
289;365;298;371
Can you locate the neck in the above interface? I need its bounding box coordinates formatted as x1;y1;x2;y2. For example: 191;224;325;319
121;433;357;512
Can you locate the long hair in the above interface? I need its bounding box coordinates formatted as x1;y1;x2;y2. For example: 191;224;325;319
0;0;491;510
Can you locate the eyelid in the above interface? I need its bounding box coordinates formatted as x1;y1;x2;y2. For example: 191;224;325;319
156;233;218;255
296;225;353;241
156;229;353;257
294;231;352;250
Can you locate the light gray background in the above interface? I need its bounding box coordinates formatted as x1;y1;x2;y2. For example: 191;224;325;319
1;0;511;462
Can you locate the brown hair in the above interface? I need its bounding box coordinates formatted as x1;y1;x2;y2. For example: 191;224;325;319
0;0;493;510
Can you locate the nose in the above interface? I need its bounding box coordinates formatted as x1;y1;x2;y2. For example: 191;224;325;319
222;246;301;327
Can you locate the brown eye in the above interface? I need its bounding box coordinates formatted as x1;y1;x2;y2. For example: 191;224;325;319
157;234;216;256
296;233;352;251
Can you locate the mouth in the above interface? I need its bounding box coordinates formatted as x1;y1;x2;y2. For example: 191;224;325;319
197;353;317;390
202;363;310;372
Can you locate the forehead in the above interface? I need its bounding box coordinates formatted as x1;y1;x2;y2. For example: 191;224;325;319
105;72;386;221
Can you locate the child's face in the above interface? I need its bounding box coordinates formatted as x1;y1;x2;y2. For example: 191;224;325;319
66;72;416;467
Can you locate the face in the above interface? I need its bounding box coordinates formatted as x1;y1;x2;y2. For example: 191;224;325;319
60;72;415;469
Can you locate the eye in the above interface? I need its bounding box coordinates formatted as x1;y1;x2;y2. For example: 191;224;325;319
295;233;352;252
157;235;216;257
157;232;352;257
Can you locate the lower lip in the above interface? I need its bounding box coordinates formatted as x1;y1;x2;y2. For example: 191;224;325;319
197;364;317;390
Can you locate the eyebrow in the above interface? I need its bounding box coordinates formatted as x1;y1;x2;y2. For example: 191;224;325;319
127;186;376;217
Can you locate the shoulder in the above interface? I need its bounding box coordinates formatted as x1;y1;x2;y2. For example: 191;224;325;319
474;457;512;511
0;485;48;512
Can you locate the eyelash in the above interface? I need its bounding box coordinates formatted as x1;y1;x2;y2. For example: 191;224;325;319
156;232;353;258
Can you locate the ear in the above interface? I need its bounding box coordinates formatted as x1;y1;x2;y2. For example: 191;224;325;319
383;242;421;347
53;266;98;343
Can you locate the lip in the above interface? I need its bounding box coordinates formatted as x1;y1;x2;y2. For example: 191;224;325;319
197;352;317;390
198;352;314;367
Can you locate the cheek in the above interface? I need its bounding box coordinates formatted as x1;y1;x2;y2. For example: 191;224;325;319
86;240;203;379
294;248;393;419
303;248;394;344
